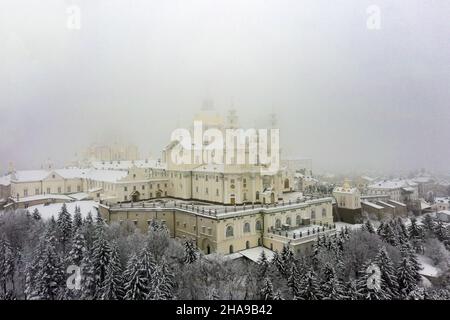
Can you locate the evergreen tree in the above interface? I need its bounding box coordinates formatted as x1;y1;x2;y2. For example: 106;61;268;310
287;263;301;299
72;206;83;235
34;234;64;300
396;256;418;298
68;228;86;267
32;208;41;221
320;263;345;300
148;259;175;300
80;251;96;300
82;212;95;250
422;214;436;236
362;220;376;234
183;239;198;264
256;251;270;281
99;241;124;300
0;238;15;294
260;277;274;300
297;266;321;300
380;223;398;247
123;253;147;300
280;245;294;271
56;203;72;254
373;246;399;298
271;251;285;278
92;222;111;292
408;218;424;252
434;220;449;243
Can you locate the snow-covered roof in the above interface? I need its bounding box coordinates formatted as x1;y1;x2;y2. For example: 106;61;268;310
91;160;166;170
0;174;11;186
68;192;89;201
238;246;276;263
377;200;395;208
437;210;450;216
10;168;128;184
435;197;450;204
10;194;73;203
388;200;406;207
333;186;358;194
362;201;384;209
368;179;417;190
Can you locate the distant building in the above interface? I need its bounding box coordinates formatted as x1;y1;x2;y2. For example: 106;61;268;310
332;180;362;223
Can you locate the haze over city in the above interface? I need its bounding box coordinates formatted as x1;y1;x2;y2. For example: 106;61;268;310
1;0;449;174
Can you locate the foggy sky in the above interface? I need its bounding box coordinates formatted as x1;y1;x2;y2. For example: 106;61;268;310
1;0;449;174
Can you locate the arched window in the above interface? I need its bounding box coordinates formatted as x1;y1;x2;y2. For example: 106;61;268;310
256;191;260;200
226;225;234;237
296;215;301;226
258;238;262;246
286;217;291;225
229;245;234;254
246;241;250;249
311;209;316;220
244;222;251;233
255;220;262;231
284;178;289;189
322;208;327;218
275;219;281;229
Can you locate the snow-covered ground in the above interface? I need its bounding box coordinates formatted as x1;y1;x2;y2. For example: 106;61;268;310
27;200;99;220
417;254;441;278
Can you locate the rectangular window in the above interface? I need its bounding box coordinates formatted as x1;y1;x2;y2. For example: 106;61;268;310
35;188;39;195
58;187;61;193
124;186;128;192
47;188;51;194
216;189;219;196
124;195;128;201
24;189;28;197
133;186;136;191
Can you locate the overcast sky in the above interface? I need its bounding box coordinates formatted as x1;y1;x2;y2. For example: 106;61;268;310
0;0;449;174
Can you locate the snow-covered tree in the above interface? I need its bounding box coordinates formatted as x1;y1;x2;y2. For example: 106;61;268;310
80;251;96;300
320;263;345;300
123;253;147;300
422;214;436;236
408;218;424;252
287;263;301;299
67;228;86;267
362;220;376;234
148;259;175;300
260;277;274;300
34;234;64;300
256;251;270;281
32;208;41;221
183;239;198;264
99;241;124;300
56;203;72;254
72;206;83;235
297;266;321;300
373;246;399;298
396;256;418;298
92;222;111;292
